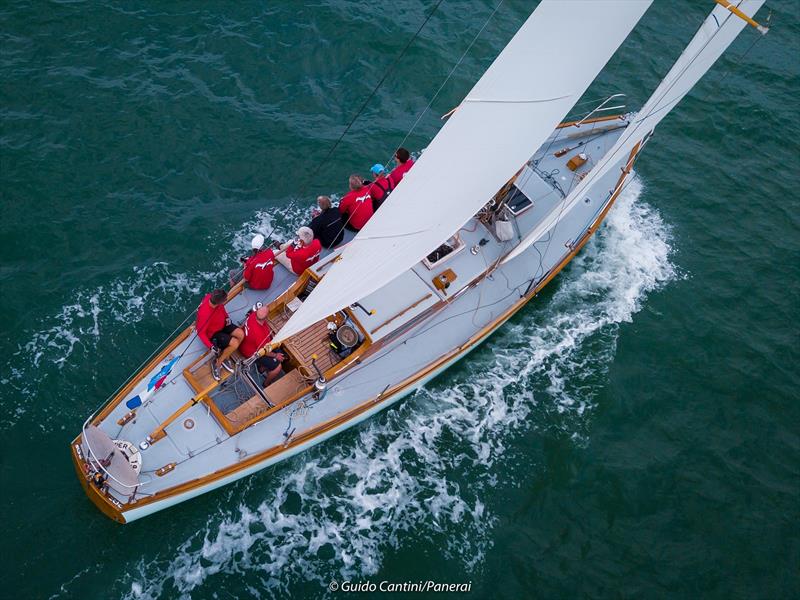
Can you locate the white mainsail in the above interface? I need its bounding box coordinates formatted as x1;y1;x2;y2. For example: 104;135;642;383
274;0;652;343
501;0;766;266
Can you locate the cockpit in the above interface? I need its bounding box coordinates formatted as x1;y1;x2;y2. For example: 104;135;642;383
182;276;367;434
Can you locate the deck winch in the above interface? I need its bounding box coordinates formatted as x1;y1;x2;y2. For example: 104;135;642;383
327;321;359;358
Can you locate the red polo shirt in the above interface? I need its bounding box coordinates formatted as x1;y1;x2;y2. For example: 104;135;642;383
285;238;322;275
243;248;275;290
239;311;273;358
196;293;228;349
388;158;414;188
338;185;374;230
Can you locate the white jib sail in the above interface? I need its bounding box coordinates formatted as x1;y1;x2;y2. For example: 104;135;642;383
273;0;652;343
501;0;766;266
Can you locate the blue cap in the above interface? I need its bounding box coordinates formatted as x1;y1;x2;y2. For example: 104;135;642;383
370;163;385;176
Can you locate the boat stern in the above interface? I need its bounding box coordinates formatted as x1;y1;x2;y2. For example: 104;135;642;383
70;435;127;524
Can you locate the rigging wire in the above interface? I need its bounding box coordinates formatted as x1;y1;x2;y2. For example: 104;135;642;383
296;0;446;200
391;0;506;157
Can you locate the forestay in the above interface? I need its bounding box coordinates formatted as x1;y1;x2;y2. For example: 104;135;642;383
274;0;652;343
501;0;766;265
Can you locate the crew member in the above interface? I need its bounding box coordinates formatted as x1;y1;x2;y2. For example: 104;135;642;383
242;234;275;290
276;226;322;275
309;195;344;248
239;303;285;387
367;164;392;211
195;288;244;381
388;147;414;188
338;174;374;231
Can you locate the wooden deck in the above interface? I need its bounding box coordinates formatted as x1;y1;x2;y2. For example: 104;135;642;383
268;308;291;333
283;320;342;375
184;353;233;393
224;369;307;424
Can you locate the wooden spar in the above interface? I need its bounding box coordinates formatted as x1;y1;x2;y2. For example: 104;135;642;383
147;395;203;443
713;0;769;34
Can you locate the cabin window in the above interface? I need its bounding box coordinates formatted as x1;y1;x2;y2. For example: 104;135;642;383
504;187;533;216
422;235;465;270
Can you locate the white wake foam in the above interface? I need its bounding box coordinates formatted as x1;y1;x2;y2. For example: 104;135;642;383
114;179;676;599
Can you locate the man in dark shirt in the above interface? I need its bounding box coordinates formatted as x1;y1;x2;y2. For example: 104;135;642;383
309;195;345;248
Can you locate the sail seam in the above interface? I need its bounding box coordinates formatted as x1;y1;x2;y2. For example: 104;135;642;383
463;94;572;104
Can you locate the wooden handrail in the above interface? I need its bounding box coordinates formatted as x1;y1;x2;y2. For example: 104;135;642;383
370;293;433;335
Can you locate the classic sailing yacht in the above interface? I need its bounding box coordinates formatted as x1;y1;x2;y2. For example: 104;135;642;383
71;0;768;523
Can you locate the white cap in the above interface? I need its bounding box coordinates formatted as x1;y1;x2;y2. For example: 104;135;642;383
251;234;265;249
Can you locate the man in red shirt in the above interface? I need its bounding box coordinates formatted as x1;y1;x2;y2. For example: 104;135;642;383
388;147;414;188
195;288;244;381
239;303;285;386
276;227;322;275
368;163;392;211
338;174;374;231
242;234;275;290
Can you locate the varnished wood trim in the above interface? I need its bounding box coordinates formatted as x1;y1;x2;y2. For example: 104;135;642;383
69;438;126;523
557;113;625;130
227;339;371;433
370;293;433;335
714;0;765;30
149;398;200;442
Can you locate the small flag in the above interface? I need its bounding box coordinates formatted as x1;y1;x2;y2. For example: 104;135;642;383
147;356;180;391
125;357;179;410
126;386;154;409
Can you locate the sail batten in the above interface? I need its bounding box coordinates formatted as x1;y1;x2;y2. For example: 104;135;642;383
273;0;653;344
502;0;766;266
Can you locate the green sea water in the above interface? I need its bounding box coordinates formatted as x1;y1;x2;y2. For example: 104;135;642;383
1;1;798;598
